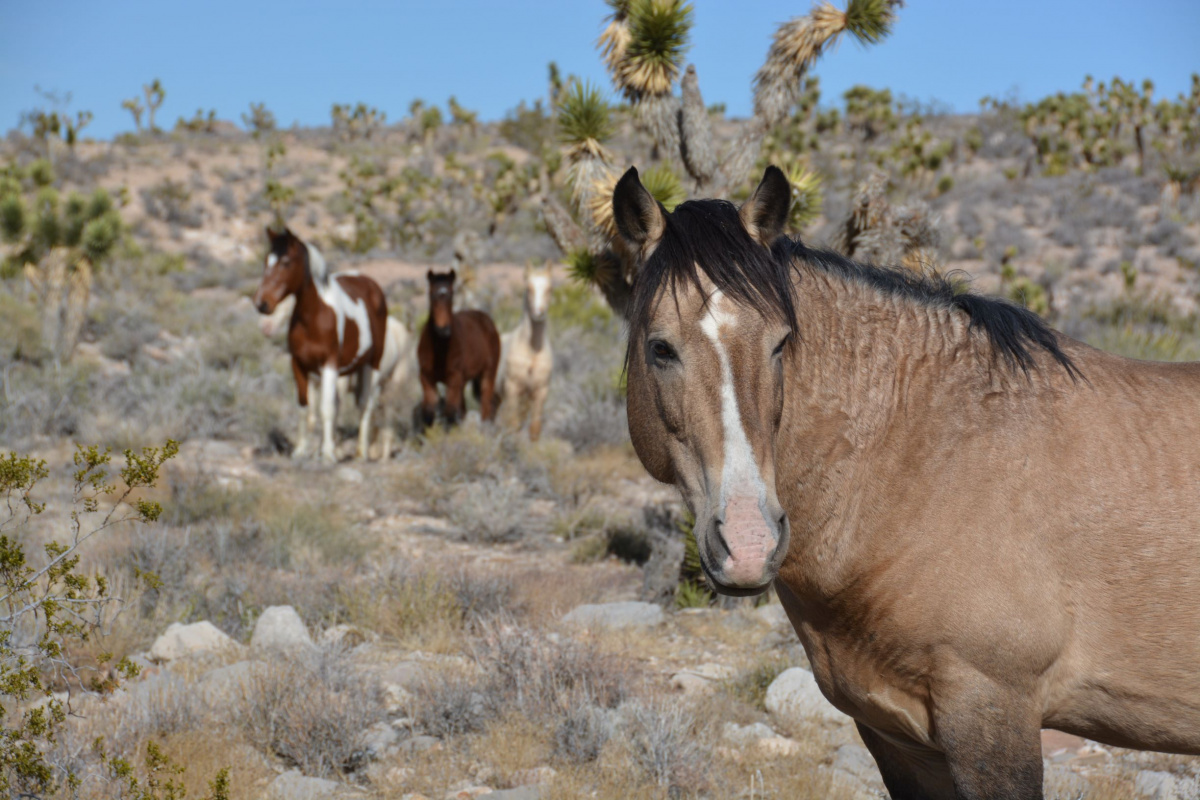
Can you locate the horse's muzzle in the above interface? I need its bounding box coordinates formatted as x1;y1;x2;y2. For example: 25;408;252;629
434;325;452;338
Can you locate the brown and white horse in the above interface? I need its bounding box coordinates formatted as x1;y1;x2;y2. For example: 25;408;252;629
253;227;389;462
259;293;413;460
612;166;1200;799
497;263;554;441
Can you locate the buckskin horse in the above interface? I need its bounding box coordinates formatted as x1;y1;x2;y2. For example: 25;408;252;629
611;166;1200;799
497;262;554;441
417;269;501;428
253;227;389;462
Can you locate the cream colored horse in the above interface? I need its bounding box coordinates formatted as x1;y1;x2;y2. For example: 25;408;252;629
260;295;412;459
497;263;553;441
612;165;1200;799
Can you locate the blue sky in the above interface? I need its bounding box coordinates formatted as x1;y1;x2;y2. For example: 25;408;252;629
1;1;1197;140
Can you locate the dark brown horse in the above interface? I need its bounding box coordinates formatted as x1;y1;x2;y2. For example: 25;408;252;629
611;166;1200;799
253;227;388;462
417;269;501;427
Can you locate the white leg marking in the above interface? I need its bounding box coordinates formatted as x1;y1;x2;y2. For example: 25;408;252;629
320;364;338;463
294;379;313;458
357;366;377;460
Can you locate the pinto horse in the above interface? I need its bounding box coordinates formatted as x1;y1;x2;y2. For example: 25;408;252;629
253;227;388;462
417;269;500;428
612;166;1200;799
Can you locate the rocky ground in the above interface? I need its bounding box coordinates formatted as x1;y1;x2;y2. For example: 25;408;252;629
3;91;1200;798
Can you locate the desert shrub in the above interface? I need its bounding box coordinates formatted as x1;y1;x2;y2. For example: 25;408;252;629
325;567;460;644
444;477;528;542
553;705;613;764
0;291;45;363
415;670;493;738
724;654;793;711
617;699;709;795
141;179;204;228
236;646;384;777
0;442;177;795
444;570;522;624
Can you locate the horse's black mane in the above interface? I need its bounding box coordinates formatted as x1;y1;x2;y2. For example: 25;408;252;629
629;198;1079;380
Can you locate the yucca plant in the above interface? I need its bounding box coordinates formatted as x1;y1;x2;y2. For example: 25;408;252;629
784;162;823;231
543;0;899;316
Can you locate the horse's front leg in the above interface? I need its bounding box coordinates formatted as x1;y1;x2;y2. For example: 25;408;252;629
419;371;440;429
478;365;498;422
319;364;339;463
292;359;312;459
528;383;548;442
356;365;377;460
934;673;1044;799
444;374;466;426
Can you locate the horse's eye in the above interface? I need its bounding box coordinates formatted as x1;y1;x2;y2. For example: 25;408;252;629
772;334;791;359
649;340;677;364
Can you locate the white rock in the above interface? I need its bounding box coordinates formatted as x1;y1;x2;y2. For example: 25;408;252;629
832;744;881;786
764;667;846;727
722;721;777;745
1043;764;1091;799
199;660;268;701
251;605;315;655
669;672;715;695
361;720;401;759
753;603;790;628
561;601;663;630
335;466;364;483
1135;770;1178;799
265;770;361;799
149;621;239;662
383;683;415;714
757;735;802;756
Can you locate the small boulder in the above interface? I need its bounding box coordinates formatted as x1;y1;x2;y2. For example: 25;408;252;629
360;721;400;760
757;735;802;756
753;603;789;628
722;721;777;745
764;667;845;727
199;660;269;702
1135;770;1178;799
149;621;239;663
265;770;361;799
489;788;540;800
444;787;493;800
251;605;315;655
832;744;882;786
561;601;663;630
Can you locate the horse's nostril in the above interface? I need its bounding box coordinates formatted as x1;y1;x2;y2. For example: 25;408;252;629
256;301;268;313
711;518;732;558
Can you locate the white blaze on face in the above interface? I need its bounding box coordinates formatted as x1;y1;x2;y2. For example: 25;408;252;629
698;289;774;582
266;253;278;270
307;243;372;363
529;274;551;319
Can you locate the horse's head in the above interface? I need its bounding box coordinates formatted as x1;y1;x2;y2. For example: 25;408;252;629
427;269;456;337
254;227;307;314
524;261;553;323
615;166;795;596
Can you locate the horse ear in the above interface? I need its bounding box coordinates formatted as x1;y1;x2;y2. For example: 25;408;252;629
266;225;278;241
739;165;791;246
612;166;666;262
426;269;434;281
449;269;457;284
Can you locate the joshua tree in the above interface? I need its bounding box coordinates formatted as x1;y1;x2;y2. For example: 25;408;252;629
121;96;144;133
242;101;277;137
143;78;166;132
543;0;902;312
0;161;123;361
331;102;386;141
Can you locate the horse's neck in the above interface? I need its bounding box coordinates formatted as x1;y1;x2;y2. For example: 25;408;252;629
520;313;547;353
292;273;324;326
776;266;982;587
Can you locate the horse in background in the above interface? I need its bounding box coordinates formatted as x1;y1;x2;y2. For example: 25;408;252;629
497;262;554;441
259;294;413;459
252;227;388;462
417;269;501;428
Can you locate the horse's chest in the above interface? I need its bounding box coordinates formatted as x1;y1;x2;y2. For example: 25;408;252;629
786;605;936;745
